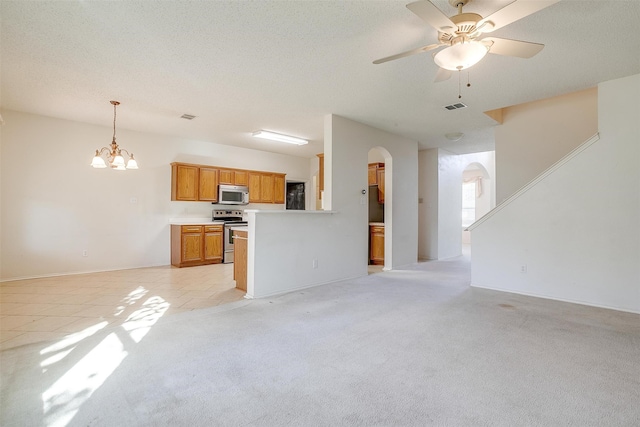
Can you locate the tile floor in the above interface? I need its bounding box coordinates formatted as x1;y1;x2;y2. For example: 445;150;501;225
0;263;245;351
1;263;386;351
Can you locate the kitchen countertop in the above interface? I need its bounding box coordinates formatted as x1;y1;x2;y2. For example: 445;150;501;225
369;222;385;226
230;225;248;232
169;218;224;225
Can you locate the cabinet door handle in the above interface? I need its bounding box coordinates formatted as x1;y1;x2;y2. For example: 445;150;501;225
232;236;248;241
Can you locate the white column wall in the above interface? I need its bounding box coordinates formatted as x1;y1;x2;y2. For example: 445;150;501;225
418;149;438;260
247;114;418;298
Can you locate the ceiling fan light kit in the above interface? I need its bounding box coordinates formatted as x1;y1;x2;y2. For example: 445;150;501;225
434;40;489;71
374;0;560;80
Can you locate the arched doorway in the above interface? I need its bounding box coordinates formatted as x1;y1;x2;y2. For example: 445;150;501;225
462;162;491;251
368;147;390;273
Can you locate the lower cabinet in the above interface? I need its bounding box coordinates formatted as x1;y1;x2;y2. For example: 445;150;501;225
233;229;248;291
370;224;384;265
171;224;223;267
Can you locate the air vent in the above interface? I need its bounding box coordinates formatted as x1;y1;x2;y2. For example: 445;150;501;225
444;102;467;111
180;114;196;120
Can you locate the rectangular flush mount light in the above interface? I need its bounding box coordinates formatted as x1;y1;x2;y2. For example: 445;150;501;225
252;130;308;145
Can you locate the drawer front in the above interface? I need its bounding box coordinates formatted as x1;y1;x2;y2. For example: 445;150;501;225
371;226;384;234
181;225;203;233
205;225;223;232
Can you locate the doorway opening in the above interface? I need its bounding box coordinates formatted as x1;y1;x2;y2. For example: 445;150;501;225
461;162;491;252
368;147;390;274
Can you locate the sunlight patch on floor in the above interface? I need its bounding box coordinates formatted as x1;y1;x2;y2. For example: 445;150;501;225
121;296;170;343
42;333;127;427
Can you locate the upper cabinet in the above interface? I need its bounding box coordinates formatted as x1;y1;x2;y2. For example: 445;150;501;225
171;162;286;204
199;167;219;202
234;170;249;186
368;162;385;203
317;153;324;191
248;171;286;204
368;162;384;186
219;168;250;186
377;167;385;204
273;174;285;204
171;163;199;201
218;169;234;185
171;163;219;202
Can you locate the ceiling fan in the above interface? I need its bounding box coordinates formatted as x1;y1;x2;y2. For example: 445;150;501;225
373;0;560;81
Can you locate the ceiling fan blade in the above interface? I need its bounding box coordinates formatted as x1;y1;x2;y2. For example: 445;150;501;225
434;67;452;83
479;0;560;33
407;0;456;32
483;37;544;58
373;43;443;64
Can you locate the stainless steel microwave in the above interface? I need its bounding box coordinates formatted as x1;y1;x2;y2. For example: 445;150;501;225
218;184;249;205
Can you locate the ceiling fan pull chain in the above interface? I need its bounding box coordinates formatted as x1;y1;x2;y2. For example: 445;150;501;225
458;69;462;99
467;71;471;88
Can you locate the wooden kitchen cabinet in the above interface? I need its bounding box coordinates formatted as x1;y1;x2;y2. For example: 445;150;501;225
233;229;248;292
171;163;199;201
218;169;234;185
199;167;219;202
171;224;223;267
204;225;223;262
273;174;285;204
172;162;285;204
377;167;385;204
220;169;249;186
368;163;384;186
261;174;274;203
370;224;384;265
248;172;285;204
234;170;249;186
317;153;324;191
248;172;262;203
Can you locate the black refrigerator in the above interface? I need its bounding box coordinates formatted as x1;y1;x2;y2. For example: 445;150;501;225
368;185;384;222
286;182;306;210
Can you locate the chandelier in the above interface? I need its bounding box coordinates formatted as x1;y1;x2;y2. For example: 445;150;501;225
91;100;138;170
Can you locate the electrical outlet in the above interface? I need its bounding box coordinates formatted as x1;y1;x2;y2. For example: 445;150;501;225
520;265;527;273
130;197;138;204
82;250;88;257
312;259;318;269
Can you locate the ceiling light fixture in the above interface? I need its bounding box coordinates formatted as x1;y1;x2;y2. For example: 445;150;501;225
433;39;489;71
91;101;138;170
445;132;464;141
252;130;308;146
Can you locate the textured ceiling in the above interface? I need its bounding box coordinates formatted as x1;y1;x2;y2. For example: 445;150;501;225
1;0;639;158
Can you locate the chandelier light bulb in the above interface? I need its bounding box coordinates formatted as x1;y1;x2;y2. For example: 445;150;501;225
90;100;139;170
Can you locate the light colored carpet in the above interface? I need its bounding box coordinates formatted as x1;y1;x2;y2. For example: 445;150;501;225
2;254;639;426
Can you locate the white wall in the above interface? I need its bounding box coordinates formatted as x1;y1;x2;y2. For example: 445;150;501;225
495;87;597;203
246;114;418;298
0;110;310;280
418;149;438;260
470;73;640;313
418;149;495;260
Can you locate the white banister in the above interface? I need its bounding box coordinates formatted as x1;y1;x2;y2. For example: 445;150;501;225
468;132;600;231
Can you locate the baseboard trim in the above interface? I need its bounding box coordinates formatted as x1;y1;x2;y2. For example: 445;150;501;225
470;282;640;315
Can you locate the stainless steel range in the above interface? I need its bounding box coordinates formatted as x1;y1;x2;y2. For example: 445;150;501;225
212;209;247;264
